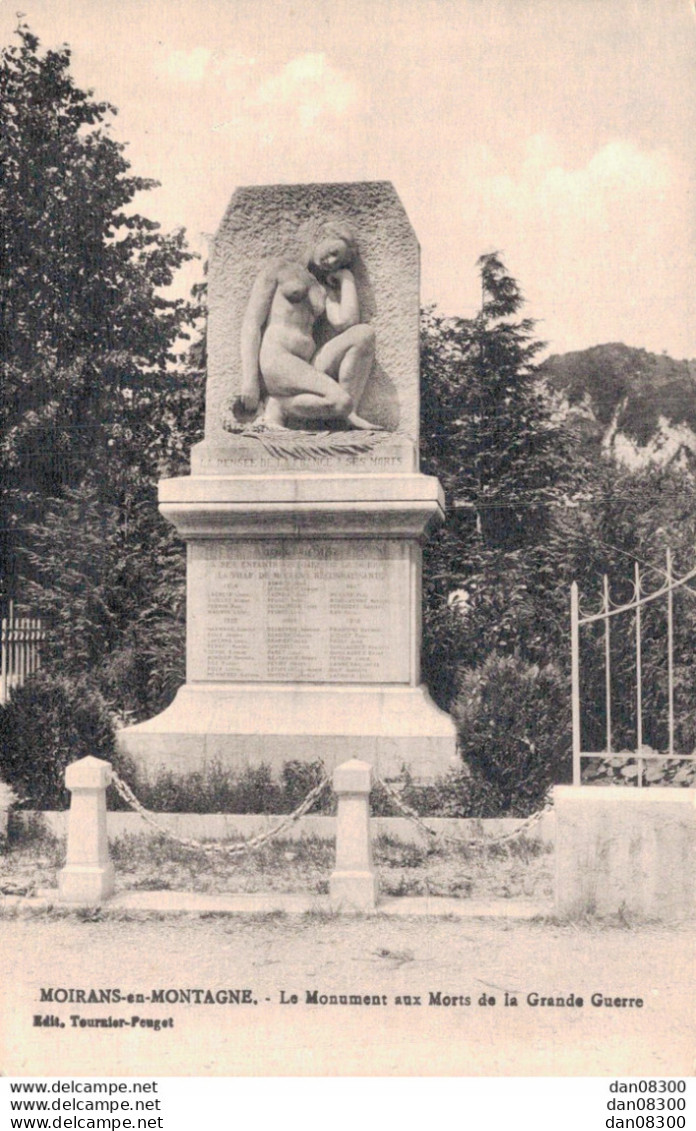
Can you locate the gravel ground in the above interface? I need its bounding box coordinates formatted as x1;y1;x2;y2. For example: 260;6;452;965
1;910;693;1077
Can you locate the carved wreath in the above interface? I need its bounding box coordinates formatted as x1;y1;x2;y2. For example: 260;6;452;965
221;417;388;460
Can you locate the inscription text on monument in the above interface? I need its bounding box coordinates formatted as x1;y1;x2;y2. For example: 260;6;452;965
188;541;412;684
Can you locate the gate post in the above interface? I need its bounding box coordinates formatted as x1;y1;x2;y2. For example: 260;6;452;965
58;756;115;903
329;758;378;910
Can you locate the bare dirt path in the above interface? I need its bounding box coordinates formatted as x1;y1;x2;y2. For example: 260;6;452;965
1;911;693;1077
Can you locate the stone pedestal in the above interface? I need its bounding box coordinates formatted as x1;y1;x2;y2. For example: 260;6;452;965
117;182;457;784
554;786;696;921
58;756;115;904
118;471;457;781
330;758;378;910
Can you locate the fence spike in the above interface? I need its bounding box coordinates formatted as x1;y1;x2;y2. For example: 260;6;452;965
0;616;6;705
571;554;689;786
667;548;674;757
604;574;612;755
571;582;581;786
0;608;43;701
635;562;643;787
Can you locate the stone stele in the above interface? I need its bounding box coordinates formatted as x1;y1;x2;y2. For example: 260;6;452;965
117;181;457;784
195;180;418;475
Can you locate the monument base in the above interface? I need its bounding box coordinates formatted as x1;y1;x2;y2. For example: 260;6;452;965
116;467;458;785
117;683;458;784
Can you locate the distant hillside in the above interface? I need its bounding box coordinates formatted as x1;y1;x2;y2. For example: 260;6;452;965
539;343;696;469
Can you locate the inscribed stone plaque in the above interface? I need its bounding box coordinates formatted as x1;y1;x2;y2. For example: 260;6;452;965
187;541;412;684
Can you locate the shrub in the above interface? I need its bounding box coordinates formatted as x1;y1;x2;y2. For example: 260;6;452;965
281;760;334;813
0;671;118;808
122;760;332;815
124;763;282;814
402;766;509;818
452;653;571;813
372;766;510;819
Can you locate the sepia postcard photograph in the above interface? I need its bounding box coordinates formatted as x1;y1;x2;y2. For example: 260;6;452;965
0;0;694;1084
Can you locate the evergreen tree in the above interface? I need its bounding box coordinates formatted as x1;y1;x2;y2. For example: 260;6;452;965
420;253;576;708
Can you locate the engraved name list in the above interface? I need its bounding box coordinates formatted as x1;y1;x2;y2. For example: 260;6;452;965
188;542;412;684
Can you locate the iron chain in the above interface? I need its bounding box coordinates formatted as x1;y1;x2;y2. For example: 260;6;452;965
375;775;554;849
108;766;551;857
109;768;331;857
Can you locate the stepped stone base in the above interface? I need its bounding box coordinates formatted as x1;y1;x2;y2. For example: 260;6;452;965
116;683;457;784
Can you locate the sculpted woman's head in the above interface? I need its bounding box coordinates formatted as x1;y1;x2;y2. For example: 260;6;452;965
307;221;358;277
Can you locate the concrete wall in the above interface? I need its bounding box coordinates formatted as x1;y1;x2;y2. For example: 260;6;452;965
554;785;696;921
17;810;556;847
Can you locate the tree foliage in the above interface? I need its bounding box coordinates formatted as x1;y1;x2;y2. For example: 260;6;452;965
420;253;577;708
420;255;696;805
0;24;201;593
0;24;205;720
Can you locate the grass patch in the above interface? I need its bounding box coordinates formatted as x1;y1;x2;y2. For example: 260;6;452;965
301;907;341;923
0;824;63;896
6;812;59;848
374;833;553;901
109;834;335;895
1;825;554;904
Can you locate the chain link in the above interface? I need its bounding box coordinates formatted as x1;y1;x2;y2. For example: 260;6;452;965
109;768;331;857
375;775;553;849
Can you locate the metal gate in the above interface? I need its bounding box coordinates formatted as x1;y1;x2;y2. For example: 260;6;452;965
570;551;696;786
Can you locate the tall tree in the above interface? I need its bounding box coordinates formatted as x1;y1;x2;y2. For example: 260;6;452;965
0;24;199;594
0;24;206;719
420;253;577;707
422;253;570;543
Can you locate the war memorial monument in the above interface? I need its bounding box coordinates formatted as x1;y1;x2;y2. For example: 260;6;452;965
118;181;457;782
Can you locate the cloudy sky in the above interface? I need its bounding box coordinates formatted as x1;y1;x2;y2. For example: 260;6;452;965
3;0;695;358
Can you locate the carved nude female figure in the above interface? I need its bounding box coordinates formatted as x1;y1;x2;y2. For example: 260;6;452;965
238;223;379;429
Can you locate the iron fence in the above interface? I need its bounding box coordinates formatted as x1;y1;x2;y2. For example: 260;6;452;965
570;550;696;786
1;601;44;704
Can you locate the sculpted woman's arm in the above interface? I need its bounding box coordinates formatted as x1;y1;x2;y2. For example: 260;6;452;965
324;267;360;332
239;262;278;411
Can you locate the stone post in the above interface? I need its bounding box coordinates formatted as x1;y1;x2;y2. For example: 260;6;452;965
329;758;378;910
58;756;115;904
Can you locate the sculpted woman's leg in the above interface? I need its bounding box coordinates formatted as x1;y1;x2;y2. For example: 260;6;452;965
260;345;353;421
313;324;379;429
